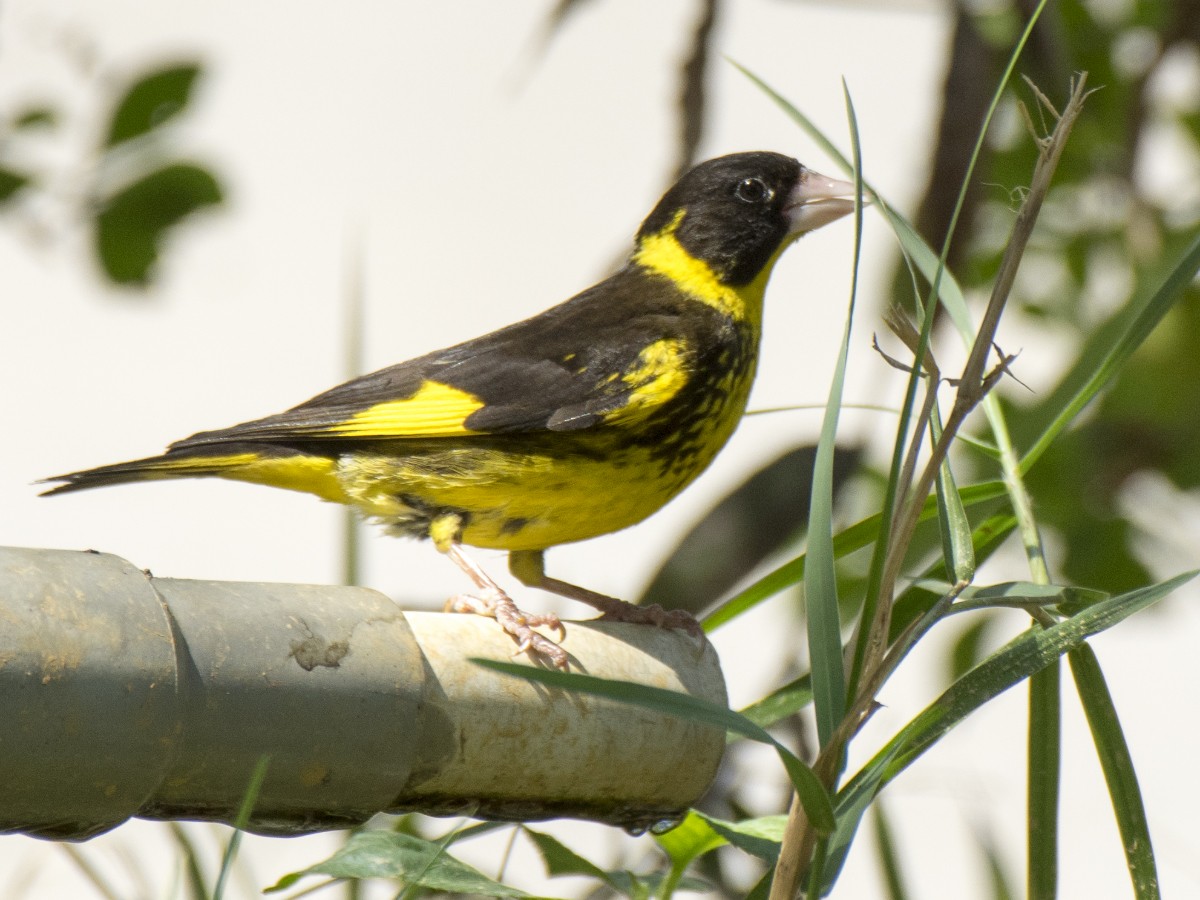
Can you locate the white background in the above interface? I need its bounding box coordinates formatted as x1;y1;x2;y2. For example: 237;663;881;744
2;1;1198;897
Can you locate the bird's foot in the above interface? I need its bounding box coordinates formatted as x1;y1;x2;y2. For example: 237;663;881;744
445;587;569;669
593;598;705;639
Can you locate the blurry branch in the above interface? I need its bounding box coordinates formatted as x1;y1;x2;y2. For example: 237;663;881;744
671;0;720;181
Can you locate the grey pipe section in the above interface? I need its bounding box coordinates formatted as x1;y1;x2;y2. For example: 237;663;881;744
0;546;726;841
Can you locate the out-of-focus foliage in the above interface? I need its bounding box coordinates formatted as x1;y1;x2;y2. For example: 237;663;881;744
0;54;224;288
926;1;1200;591
639;445;860;614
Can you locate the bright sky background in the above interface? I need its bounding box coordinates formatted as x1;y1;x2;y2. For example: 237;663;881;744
3;1;1199;897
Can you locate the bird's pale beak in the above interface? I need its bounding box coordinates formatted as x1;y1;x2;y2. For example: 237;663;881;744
785;168;860;234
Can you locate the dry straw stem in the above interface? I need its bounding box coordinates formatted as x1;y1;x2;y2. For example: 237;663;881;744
866;73;1091;681
770;74;1091;900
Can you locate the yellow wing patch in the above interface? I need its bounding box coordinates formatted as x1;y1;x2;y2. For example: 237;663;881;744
603;338;690;426
330;380;485;438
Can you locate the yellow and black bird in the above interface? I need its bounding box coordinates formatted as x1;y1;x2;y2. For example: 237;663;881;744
42;151;855;667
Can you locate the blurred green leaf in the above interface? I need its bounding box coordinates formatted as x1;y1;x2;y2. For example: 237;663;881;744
214;755;270;900
947;614;998;682
104;63;201;148
525;825;711;900
166;823;209;900
94;161;222;286
0;166;32;203
640;445;858;614
12;105;58;129
264;830;542;897
871;801;911;900
524;827;623;886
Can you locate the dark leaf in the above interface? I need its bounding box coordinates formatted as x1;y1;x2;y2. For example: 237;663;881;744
94;162;223;286
104;63;201;148
0;166;33;204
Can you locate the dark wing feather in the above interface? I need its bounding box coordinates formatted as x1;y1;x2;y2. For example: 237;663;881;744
172;269;708;451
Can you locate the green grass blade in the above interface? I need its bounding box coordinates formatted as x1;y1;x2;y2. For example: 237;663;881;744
166;822;210;900
703;481;1009;630
471;659;836;835
803;81;864;747
1027;661;1061;900
822;572;1194;894
931;406;975;584
214;754;270;900
1067;644;1160;899
735;673;813;735
871;801;911;900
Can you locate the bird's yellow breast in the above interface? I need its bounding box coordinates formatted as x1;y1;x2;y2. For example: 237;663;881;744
336;347;757;552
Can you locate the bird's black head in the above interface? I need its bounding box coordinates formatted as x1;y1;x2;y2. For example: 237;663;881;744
635;151;854;287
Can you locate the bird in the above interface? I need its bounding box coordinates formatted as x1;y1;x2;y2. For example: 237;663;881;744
41;151;856;668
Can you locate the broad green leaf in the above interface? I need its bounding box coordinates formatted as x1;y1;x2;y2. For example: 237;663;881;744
472;659;836;835
654;811;726;868
653;812;725;897
105;63;201;148
696;813;786;862
524;826;648;897
264;830;540;897
94;162;223;286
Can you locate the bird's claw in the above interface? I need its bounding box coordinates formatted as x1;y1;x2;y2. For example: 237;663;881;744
598;601;705;639
446;589;569;669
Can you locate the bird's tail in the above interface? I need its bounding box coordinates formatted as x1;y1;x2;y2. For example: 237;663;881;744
40;443;348;502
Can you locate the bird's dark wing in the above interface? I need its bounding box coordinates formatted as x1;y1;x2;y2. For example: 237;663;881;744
171;272;707;451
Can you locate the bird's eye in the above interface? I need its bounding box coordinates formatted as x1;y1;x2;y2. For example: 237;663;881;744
734;177;772;204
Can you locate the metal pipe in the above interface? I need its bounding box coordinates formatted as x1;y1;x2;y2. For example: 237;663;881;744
0;546;726;840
